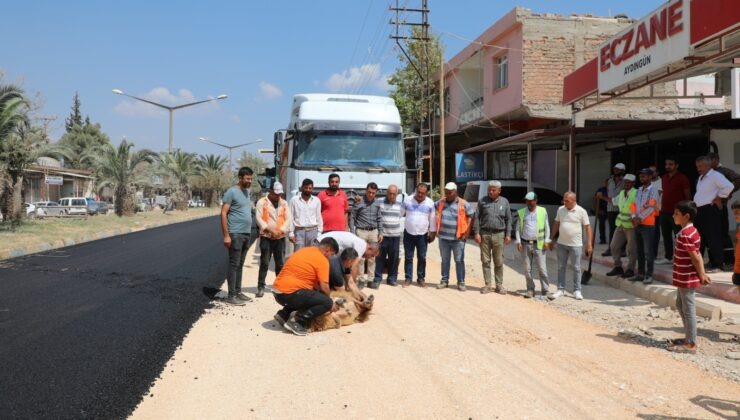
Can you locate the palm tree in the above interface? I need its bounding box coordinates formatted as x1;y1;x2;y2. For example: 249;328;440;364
159;149;200;210
83;140;157;216
198;154;229;207
0;84;30;223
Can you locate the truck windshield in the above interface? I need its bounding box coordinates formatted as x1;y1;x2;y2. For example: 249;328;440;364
294;130;405;169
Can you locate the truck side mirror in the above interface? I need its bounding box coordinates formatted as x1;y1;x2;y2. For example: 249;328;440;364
273;131;283;164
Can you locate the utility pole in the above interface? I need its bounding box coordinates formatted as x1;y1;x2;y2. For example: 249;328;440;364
439;52;445;190
390;0;430;188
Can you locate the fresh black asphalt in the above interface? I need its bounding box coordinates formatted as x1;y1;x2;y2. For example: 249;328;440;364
0;216;254;419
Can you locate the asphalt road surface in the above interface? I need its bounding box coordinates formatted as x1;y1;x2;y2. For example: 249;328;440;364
0;216;246;419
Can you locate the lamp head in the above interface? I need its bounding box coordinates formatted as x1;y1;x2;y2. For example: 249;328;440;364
112;89;124;95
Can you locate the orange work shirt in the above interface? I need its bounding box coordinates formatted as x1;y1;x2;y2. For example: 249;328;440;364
273;247;330;294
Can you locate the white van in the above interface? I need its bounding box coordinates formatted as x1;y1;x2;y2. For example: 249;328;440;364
463;180;562;234
57;197;88;216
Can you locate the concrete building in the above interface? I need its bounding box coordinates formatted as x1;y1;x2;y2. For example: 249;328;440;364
22;157;93;203
437;5;733;203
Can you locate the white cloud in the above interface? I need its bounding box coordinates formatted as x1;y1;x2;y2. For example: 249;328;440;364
258;81;283;100
114;87;222;118
325;63;391;93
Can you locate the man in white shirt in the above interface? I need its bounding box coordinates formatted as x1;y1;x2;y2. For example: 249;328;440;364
289;178;323;251
548;191;592;300
317;231;381;287
694;155;734;272
401;183;437;288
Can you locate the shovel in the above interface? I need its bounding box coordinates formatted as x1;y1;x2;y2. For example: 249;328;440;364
582;199;600;285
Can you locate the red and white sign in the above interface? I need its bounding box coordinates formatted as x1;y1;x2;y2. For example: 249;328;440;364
598;0;691;94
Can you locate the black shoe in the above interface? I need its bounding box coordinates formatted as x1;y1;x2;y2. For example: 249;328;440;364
605;267;624;277
274;312;287;326
256;287;265;298
368;281;380;289
628;274;644;282
237;292;252;302
602;250;612;257
436;282;449;289
621;270;635;279
283;318;308;336
357;280;366;289
387;281;398;287
225;296;246;306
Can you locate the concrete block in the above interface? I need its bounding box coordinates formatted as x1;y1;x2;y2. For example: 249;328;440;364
632;282;653;301
650;287;677;309
696;299;722;321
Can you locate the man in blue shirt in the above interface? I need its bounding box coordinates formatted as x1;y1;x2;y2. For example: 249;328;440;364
220;167;254;306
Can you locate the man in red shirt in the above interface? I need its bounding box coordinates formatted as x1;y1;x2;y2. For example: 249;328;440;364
657;157;691;264
669;200;711;354
318;173;349;232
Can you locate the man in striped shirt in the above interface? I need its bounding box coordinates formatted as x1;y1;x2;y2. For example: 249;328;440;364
669;200;711;354
372;185;403;288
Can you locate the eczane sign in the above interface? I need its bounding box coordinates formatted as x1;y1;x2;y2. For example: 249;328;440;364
598;0;691;94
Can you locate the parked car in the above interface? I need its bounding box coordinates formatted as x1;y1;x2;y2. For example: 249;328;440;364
23;203;37;219
463;180;563;235
95;202;110;215
33;201;64;217
85;198;99;215
57;197;88;216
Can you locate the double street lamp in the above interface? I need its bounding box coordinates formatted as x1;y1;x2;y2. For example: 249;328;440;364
112;88;228;154
199;137;262;174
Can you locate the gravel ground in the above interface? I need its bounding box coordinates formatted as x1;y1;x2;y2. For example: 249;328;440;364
133;238;740;419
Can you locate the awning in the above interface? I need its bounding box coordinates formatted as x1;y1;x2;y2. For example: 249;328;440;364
460;111;732;153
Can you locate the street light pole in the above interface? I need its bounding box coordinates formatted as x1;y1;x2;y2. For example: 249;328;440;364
199;137;263;173
112;89;228;154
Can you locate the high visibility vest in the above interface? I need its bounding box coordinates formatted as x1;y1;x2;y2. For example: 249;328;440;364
632;186;658;226
517;206;547;249
436;198;470;240
261;199;287;231
616;188;637;229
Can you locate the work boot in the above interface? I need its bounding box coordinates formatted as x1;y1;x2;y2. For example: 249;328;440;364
225;296;246;306
480;285;493;294
605;267;624;277
255;287;265;298
436;282;448;289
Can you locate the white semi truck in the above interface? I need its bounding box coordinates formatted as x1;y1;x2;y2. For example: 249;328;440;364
273;93;407;201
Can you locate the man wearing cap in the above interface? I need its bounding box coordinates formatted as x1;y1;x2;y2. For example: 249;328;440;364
437;182;475;291
255;181;292;298
515;192;550;298
474;181;511;294
606;174;638;279
603;163;626;256
631;169;660;284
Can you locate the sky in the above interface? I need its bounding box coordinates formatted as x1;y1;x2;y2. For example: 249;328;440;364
1;0;656;161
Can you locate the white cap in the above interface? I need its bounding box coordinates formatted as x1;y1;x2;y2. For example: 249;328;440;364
613;163;626;170
444;182;457;191
623;174;636;182
272;181;284;194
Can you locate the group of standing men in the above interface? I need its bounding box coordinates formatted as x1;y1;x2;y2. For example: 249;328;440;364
601;153;740;285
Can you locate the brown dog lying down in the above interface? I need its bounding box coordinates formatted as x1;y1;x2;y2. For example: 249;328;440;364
309;291;374;332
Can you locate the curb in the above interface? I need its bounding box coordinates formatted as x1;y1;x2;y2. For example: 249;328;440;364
0;212;218;262
589;270;726;321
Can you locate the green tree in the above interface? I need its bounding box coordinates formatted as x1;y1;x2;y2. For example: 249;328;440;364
82;140;157;216
159;149;200;210
65;92;83;132
387;27;444;136
57;121;111;169
0;84;30;223
197;154;229;207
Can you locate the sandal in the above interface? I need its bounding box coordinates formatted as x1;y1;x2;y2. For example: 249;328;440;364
666;343;697;354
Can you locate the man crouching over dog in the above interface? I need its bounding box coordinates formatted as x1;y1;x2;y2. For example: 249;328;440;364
272;237;339;336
